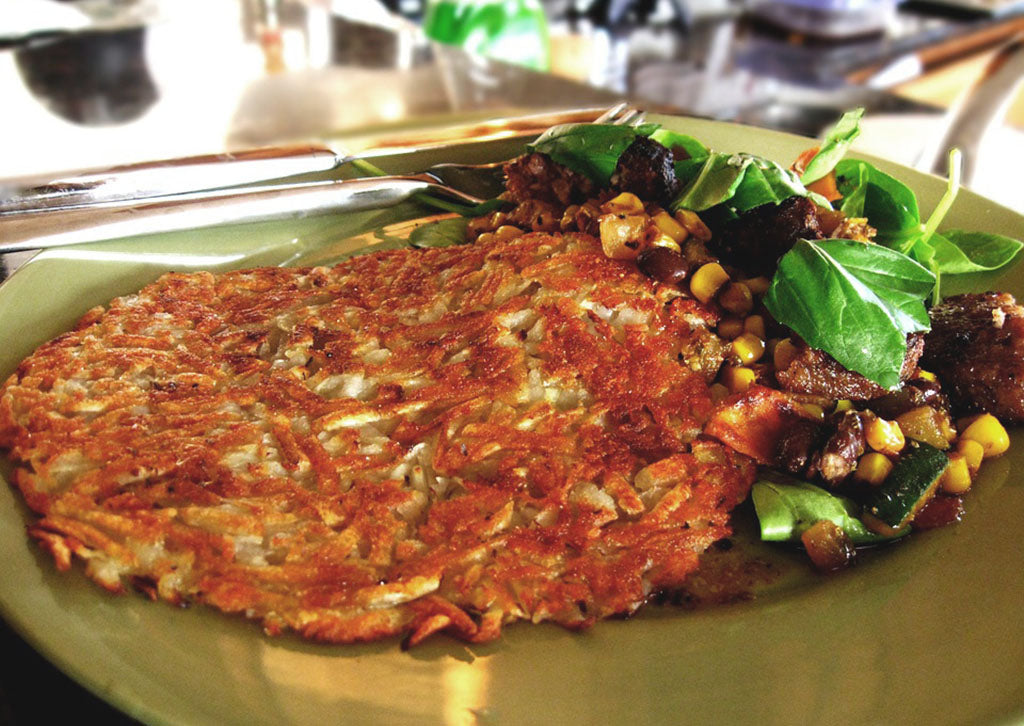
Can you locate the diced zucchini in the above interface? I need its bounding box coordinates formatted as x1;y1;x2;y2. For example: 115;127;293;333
865;442;949;531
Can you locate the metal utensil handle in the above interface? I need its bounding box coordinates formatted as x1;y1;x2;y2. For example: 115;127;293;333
0;144;344;215
0;175;472;253
921;34;1024;186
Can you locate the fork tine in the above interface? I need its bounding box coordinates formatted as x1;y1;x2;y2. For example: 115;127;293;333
628;112;647;127
594;102;629;124
614;108;643;126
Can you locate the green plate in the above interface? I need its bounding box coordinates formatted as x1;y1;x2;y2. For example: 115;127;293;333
1;115;1023;726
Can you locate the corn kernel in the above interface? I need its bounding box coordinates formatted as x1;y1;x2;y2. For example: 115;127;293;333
801;403;826;421
916;368;937;383
721;366;756;393
743;314;766;339
834;399;854;413
732;333;766;364
740;276;771;296
939;453;972;494
599;214;647;260
709;383;730;402
717;317;744;340
648;232;682;253
690;262;729;304
773;337;799;370
957;437;985;474
602;192;645;215
494;225;523;241
674;209;712;241
652;211;688;243
866;417;905;456
719;282;754;315
960;413;1010;458
854;452;893;486
476;232;496;244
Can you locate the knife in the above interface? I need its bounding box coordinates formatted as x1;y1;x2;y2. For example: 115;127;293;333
0;107;617;217
0;144;345;216
0;174;483;254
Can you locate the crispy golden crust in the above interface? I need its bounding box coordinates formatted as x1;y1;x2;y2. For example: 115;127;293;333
0;232;754;645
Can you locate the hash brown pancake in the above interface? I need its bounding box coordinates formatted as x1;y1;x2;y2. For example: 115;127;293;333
0;231;754;645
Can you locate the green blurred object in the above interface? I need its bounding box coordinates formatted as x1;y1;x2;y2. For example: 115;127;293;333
423;0;550;72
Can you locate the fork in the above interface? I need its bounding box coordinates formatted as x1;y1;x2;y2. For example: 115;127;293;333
405;102;645;199
0;103;644;217
0;104;645;254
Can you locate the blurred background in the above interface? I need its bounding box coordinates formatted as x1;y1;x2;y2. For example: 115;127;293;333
0;0;1022;208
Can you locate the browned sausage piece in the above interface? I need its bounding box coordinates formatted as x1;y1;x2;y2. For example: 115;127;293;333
503;152;595;206
922;292;1024;422
610;136;680;207
775;335;925;401
710;196;825;277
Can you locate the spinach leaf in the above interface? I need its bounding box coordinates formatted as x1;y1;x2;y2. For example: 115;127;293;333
673;157;707;186
831;149;1021;305
757;158;810;200
650;129;709;160
835;159;921;250
908;150;1018;298
527;122;659;186
409;216;470;248
764;238;934;390
729;163;778;211
731;157;809;212
673;151;829;214
806;190;836;209
800;108;864;185
938;229;1023;274
823;239;935;330
918;148;960;253
670;153;753;211
752;479;906;545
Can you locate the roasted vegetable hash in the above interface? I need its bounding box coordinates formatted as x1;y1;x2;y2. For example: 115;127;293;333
0;111;1020;643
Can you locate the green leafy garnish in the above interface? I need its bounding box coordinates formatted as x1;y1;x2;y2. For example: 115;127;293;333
649;129;709;160
835;150;1022;304
764;238;934;390
752;478;907;545
409;216;470;248
835;158;921;250
670;153;821;213
732;157;813;212
935;230;1024;274
526;122;659;186
673;157;709;186
671;153;752;211
800;108;864;185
